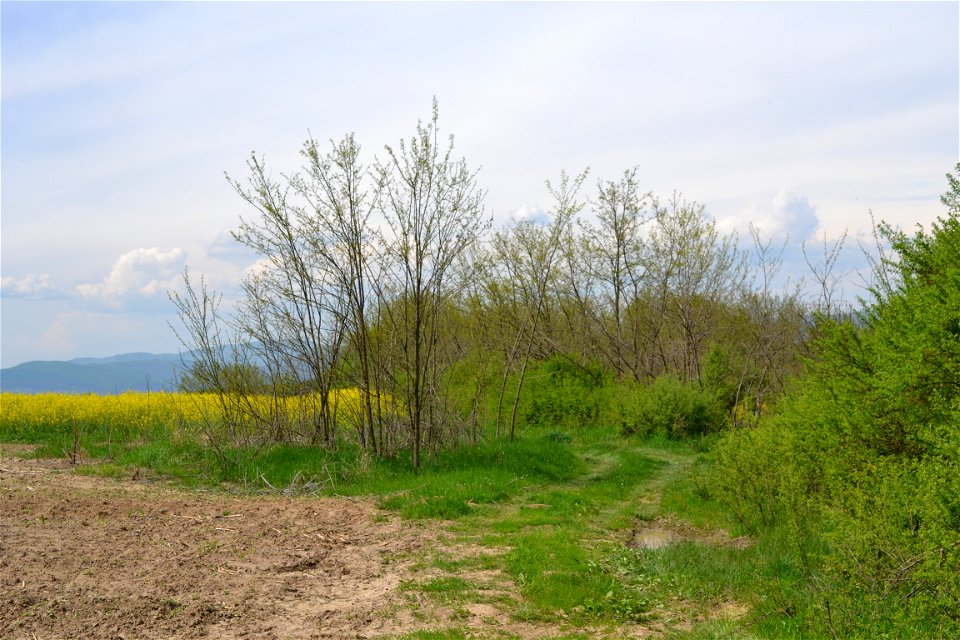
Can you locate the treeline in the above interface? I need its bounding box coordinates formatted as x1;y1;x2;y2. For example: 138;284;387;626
172;102;820;467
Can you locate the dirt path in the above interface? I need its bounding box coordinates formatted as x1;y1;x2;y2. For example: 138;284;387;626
628;447;750;551
0;448;435;639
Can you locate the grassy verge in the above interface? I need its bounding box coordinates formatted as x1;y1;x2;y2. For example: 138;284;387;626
381;427;818;638
1;418;810;637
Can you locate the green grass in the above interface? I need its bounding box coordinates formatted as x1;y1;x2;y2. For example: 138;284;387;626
407;429;671;625
400;576;480;607
0;416;818;637
389;428;825;638
266;435;585;519
3;414;583;516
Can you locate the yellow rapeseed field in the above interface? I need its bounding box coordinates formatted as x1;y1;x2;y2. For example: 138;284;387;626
0;388;398;439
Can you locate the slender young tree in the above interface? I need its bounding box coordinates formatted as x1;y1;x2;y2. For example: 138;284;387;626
643;194;748;382
377;99;488;468
169;270;271;465
228;153;347;446
584;168;654;380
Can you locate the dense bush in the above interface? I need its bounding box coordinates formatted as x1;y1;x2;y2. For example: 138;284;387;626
712;166;960;636
611;374;727;438
521;356;608;430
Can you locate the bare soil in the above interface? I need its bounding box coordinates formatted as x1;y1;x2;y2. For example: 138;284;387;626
0;448;437;640
629;516;752;551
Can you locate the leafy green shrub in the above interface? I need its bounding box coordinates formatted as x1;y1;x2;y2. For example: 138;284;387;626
712;165;960;637
710;421;787;532
700;342;743;411
617;374;726;438
521;356;608;429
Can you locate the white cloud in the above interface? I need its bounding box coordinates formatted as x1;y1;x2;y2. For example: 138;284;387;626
76;247;185;306
38;312;77;354
716;190;820;243
241;258;273;281
510;203;550;225
0;273;57;298
208;227;259;265
768;191;820;242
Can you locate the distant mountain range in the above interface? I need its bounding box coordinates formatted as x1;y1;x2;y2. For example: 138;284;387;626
0;352;190;394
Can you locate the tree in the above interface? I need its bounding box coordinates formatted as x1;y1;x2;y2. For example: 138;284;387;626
713;165;960;635
295;133;382;452
169;270;274;466
376;99;489;467
643;194;748;383
582;168;653;380
229;153;347;446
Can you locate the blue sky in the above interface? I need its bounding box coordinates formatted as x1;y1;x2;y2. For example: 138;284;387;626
1;1;957;367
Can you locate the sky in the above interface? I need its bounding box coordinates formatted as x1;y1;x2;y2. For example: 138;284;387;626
1;1;958;368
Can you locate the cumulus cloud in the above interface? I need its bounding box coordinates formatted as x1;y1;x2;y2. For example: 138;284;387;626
717;190;820;244
239;257;274;281
0;273;58;298
37;312;78;354
510;203;550;225
769;191;820;242
77;247;186;306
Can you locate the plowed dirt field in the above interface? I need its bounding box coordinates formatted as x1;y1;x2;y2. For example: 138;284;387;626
1;449;435;639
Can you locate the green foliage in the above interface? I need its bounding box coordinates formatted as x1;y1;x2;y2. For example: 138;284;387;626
712;165;960;636
700;342;743;411
615;375;727;438
512;356;727;440
710;421;791;533
520;356;608;430
177;361;269;394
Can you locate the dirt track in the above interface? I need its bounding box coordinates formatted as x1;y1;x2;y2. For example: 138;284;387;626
0;448;435;639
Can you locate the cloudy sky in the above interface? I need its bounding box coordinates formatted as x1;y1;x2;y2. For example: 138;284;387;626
1;1;957;368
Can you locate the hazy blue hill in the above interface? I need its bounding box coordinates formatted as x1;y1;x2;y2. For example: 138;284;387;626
69;352;183;366
0;354;187;394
